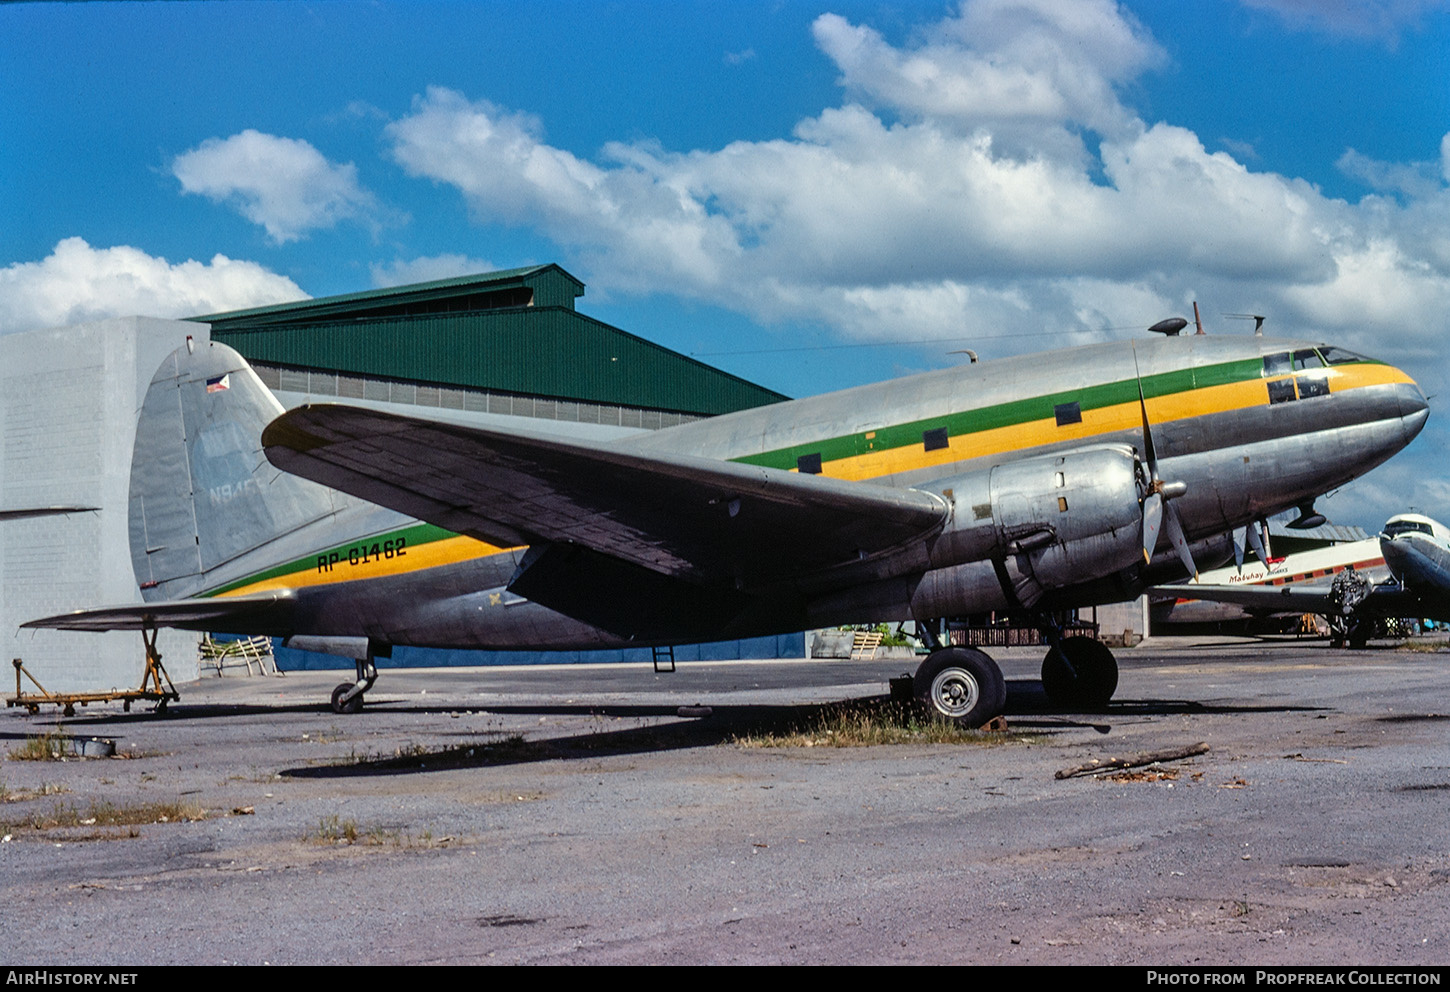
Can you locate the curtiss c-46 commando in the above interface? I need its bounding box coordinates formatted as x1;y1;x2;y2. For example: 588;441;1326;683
26;322;1428;726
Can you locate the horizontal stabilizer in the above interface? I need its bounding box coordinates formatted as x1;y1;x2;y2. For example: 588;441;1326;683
23;591;297;634
263;404;948;589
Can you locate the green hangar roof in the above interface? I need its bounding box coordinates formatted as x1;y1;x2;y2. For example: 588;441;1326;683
192;264;788;417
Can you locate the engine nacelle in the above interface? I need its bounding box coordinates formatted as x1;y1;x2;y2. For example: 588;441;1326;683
911;445;1146;612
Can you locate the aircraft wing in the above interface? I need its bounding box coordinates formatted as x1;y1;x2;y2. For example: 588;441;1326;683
23;591;297;633
1154;582;1435;620
262;404;948;590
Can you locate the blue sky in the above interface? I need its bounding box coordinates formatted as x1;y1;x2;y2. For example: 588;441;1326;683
2;0;1448;528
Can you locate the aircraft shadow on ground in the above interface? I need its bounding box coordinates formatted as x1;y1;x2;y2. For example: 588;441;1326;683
275;684;1327;779
278;702;807;779
1;678;1326;767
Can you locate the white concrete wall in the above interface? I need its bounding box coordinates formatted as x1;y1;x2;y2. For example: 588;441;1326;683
1092;596;1149;646
1;317;209;693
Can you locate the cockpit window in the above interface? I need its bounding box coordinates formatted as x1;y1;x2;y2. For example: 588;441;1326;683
1319;347;1368;365
1384;520;1434;537
1262;352;1292;377
1292;349;1324;371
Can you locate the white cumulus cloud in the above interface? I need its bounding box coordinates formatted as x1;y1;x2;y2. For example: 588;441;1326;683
369;253;498;288
173;130;379;243
380;1;1450;378
0;238;306;334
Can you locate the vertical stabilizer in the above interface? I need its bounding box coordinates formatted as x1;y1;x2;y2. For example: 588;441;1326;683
128;340;341;600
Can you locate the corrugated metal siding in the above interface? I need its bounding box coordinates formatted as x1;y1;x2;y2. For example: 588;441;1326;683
214;307;786;415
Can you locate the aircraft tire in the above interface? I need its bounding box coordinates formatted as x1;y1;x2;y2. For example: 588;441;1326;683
1041;636;1118;710
914;647;1006;727
331;683;364;715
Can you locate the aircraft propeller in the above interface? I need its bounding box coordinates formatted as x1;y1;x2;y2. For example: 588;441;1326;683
1136;366;1197;580
1233;518;1272;573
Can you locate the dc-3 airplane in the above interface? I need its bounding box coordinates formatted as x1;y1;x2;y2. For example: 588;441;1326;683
25;323;1428;726
1151;526;1387;628
1156;513;1450;648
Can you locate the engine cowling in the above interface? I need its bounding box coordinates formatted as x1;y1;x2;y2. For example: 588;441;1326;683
910;445;1146;612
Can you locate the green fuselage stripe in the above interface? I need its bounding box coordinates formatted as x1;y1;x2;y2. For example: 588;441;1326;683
732;358;1267;471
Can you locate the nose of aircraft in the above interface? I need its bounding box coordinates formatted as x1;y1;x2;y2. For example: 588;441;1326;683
1378;529;1442;589
1379;531;1414;576
1397;372;1430;443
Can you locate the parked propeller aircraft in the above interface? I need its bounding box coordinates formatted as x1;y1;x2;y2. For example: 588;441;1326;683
1152;529;1386;627
25;328;1428;725
1156;513;1450;647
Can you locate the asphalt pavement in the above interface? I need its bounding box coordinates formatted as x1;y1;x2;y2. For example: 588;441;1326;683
2;635;1448;965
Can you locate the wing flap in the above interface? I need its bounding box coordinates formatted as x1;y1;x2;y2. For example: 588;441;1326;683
263;405;948;588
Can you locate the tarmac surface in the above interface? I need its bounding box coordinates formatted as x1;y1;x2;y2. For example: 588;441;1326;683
2;635;1448;966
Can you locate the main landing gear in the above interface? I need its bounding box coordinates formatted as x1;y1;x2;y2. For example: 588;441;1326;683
914;646;1006;726
911;620;1006;727
911;620;1122;724
1040;634;1119;710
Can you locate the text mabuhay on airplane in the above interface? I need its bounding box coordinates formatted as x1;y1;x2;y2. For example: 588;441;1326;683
26;315;1428;727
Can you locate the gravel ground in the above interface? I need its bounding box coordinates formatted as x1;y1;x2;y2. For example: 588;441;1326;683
2;636;1448;966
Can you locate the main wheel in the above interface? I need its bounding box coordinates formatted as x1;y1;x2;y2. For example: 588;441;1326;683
1041;636;1118;709
913;647;1006;727
331;683;364;714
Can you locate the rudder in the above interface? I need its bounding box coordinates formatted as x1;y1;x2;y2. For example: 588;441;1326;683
128;339;342;600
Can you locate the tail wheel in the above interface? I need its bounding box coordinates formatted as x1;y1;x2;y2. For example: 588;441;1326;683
331;683;364;714
914;647;1006;727
1041;636;1118;709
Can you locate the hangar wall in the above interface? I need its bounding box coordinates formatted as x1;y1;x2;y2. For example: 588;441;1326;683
1;318;208;693
0;309;802;693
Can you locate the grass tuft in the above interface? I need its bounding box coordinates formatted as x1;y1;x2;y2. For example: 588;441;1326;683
7;732;73;762
3;798;204;834
733;699;1023;748
307;813;448;848
2;782;69;804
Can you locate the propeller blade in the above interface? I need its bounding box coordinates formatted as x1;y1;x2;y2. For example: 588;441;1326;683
1165;502;1198;580
1245;519;1269;568
1136;376;1160;479
1142;492;1163;563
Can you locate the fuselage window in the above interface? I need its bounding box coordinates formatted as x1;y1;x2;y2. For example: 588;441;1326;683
1297;375;1330;399
1319;346;1367;365
797;452;823;475
1262;352;1293;377
1267;378;1297;404
1053;401;1082;426
923;427;950;451
1384;520;1433;537
1292;349;1325;371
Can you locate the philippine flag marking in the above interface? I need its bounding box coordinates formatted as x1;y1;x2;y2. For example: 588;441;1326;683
206;374;231;393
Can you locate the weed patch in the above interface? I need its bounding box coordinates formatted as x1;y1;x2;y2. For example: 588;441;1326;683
306;813;449;848
3;798;204;835
7;732;73;761
2;782;69;804
734;699;1027;748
